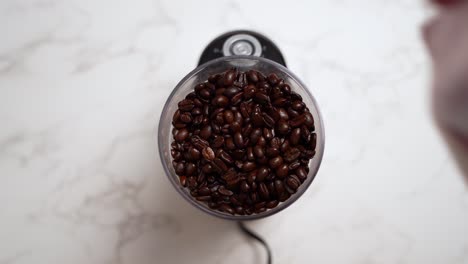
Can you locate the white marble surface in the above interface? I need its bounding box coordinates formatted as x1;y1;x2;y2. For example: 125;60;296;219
1;0;468;263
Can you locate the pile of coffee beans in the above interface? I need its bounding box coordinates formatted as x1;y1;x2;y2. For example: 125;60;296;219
171;69;317;215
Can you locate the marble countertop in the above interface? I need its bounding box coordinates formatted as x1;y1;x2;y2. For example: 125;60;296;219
1;0;468;263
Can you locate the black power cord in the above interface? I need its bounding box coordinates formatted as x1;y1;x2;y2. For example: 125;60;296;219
237;222;272;264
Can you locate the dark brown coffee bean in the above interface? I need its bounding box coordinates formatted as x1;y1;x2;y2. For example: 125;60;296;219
213;158;228;172
288;161;300;171
230;121;241;133
200;125;212;139
218;186;234;196
225;137;236;150
296;167;308;181
224;86;241;98
212;136;224;148
175;128;189;142
257;166;269;182
212;95;229;107
234;132;244;148
231;149;245;160
276;164;289;178
266;147;280;158
304;112;314;127
262;113;275;128
270;137;281;148
263;128;274;141
189;148;201;160
247;170;257;184
173;109;181;122
274;179;285;195
254;91;270;104
253;145;265;159
224;110;234;124
178;99;195;111
219;151;234;164
242;161;256;172
276;119;290;135
257;136;266;147
284;148;301;163
231;92;243;105
311;133;317;150
235;206;245;215
277;108;289;120
196;195;211;202
223;70;236;86
240;181;250;193
280;140;291;153
291;101;305;111
180;113;192;123
247;70;259;83
269;156;283;169
290;128;301;145
286;175;300;191
273;97;288;107
250;192;259;203
202;147;215;161
191;136;209;150
187;176;198;189
258;183;270;200
267;73;280;85
290;114;306;127
198;186;211;196
252;111;264;127
171;150;182;160
246;147;255;161
202;163;213;174
219;204;235;215
185;163;196;176
266;200;279;209
243;84;256;99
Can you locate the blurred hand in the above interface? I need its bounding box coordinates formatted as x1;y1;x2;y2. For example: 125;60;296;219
423;0;468;177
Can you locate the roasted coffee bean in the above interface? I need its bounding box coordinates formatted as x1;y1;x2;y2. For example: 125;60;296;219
243;84;256;99
240;181;250;193
230;121;241;133
218;186;234;196
269;156;283;169
274;179;285;195
257;136;267;147
290;128;301;145
175;162;185;176
278;192;290;202
262;113;275;128
225;137;236;150
267;73;280;85
286;175;300;191
296;166;308;182
254;91;270;104
180;112;192;123
258;183;270;200
266;200;279;209
213;158;228;172
273;97;288;107
175;128;189;142
253;145;265;159
266;147;280;158
212;95;229;107
223;70;236;86
304;112;314;127
224;110;234;124
202;147;215;161
212;136;224;148
270;137;281;148
234;132;244;147
284;148;301;163
280;140;291;153
278;108;289;120
231;92;244;105
291;101;305;111
185;163;196;176
247;70;259;83
288;161;301;170
224;86;241;98
290;114;306;127
242;161;256;172
179;176;187;187
257;166;269;182
196;196;211;202
277;119;290;135
263;128;274;141
311;133;317;150
202;163;213;174
198;186;211;196
178;99;195;111
235;206;245;215
246;147;255;161
173;109;181;122
200;125;212;139
276;164;289;178
219;204;235;215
